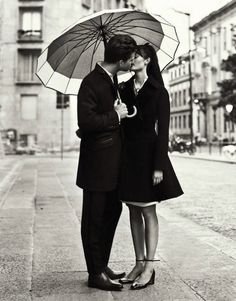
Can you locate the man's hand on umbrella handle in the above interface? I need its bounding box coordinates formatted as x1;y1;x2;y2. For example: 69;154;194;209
114;102;128;119
114;99;137;118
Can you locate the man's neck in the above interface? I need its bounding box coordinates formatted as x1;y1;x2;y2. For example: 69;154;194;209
100;61;118;76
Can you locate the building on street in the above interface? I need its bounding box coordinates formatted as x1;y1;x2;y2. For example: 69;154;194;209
0;0;146;152
167;0;236;143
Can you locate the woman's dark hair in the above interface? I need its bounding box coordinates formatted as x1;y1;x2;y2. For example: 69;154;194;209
104;34;137;64
136;43;164;86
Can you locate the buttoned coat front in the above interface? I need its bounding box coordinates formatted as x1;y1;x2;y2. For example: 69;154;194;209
118;76;184;202
76;64;121;192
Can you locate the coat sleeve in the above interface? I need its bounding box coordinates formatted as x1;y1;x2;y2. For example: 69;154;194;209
154;87;170;170
77;81;119;133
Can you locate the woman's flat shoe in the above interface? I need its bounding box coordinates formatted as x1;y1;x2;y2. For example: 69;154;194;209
130;270;155;290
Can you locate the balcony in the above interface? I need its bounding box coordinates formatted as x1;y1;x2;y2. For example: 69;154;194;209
18;29;43;42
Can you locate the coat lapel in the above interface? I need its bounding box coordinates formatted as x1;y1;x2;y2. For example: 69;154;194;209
94;64;118;99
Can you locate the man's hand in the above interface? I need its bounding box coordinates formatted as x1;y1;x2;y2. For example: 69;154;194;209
153;170;163;185
114;101;128;120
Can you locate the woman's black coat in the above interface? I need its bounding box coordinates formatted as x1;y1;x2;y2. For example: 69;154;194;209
118;76;183;202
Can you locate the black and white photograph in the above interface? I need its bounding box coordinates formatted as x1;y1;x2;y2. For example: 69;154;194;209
0;0;236;300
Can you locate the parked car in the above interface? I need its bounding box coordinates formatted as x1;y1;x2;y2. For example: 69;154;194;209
222;145;236;158
169;136;196;155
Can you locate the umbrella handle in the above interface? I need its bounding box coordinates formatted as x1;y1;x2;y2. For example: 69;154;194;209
115;98;137;118
126;105;137;118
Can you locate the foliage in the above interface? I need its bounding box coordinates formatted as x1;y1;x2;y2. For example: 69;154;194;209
217;54;236;123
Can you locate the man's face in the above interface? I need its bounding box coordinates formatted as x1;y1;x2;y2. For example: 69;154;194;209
119;52;135;71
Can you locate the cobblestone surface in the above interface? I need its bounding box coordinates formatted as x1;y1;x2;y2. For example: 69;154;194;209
0;155;236;300
164;156;236;241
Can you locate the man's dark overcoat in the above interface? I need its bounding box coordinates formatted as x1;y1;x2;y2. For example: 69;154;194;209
76;64;121;192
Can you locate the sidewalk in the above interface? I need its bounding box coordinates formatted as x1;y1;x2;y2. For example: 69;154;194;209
170;151;236;164
0;157;236;300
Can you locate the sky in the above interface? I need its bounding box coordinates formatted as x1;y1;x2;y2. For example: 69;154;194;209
146;0;232;55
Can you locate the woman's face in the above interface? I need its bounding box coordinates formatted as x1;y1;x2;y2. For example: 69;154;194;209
130;53;149;72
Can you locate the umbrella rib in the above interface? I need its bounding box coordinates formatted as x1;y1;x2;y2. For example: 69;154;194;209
68;30;98;42
88;18;100;28
89;36;103;72
46;29;99;64
64;37;103;94
45;30;99;87
102;12;133;27
103;13;115;26
67;26;99;38
106;18;134;33
109;24;179;43
114;29;174;59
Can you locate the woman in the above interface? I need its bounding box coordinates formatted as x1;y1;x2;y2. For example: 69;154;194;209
118;44;183;290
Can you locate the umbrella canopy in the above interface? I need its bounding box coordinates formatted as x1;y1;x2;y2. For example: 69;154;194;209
37;9;179;95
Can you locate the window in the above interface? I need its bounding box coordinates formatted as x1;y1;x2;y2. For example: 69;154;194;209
231;121;235;132
183;89;186;105
179;116;182;129
183;115;186;128
213;33;217;53
94;0;102;11
223;27;227;50
104;0;112;8
224;115;227;132
17;49;41;82
188;114;191;128
19;7;42;40
174;92;178;107
170;93;173;106
170;116;173;129
82;0;91;8
213;111;217;132
21;95;38;120
197;112;200;132
179;91;182;106
19;134;37;147
175;116;177;128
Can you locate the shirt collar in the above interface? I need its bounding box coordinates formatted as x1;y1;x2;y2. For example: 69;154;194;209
97;62;114;81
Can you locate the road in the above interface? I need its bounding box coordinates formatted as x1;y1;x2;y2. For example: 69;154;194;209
163;156;236;241
0;155;236;301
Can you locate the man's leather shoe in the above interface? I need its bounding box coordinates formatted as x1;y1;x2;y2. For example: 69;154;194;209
104;266;126;280
88;272;123;291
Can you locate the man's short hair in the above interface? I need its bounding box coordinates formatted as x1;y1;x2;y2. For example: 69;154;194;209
104;34;137;64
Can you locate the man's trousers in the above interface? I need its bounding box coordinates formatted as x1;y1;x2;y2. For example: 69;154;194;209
81;189;122;275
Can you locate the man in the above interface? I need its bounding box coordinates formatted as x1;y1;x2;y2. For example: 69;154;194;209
76;34;137;291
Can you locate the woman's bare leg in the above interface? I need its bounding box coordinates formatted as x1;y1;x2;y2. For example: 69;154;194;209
125;204;145;279
136;205;159;284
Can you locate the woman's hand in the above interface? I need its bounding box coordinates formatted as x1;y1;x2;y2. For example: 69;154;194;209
153;170;163;185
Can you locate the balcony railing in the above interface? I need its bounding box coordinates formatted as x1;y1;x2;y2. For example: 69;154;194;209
18;29;42;41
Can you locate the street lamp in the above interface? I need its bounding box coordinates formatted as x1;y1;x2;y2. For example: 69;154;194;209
172;9;194;145
225;104;233;143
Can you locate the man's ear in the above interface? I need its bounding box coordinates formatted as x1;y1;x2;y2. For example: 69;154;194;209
119;60;124;67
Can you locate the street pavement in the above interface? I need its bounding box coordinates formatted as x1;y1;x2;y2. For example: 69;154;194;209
0;155;236;301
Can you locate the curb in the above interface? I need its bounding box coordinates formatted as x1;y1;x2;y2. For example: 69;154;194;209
170;153;236;164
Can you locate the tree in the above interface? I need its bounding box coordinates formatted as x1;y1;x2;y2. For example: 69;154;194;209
217;54;236;123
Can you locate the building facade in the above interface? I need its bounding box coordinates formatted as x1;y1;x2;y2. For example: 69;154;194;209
167;51;202;140
0;0;145;152
168;0;236;143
